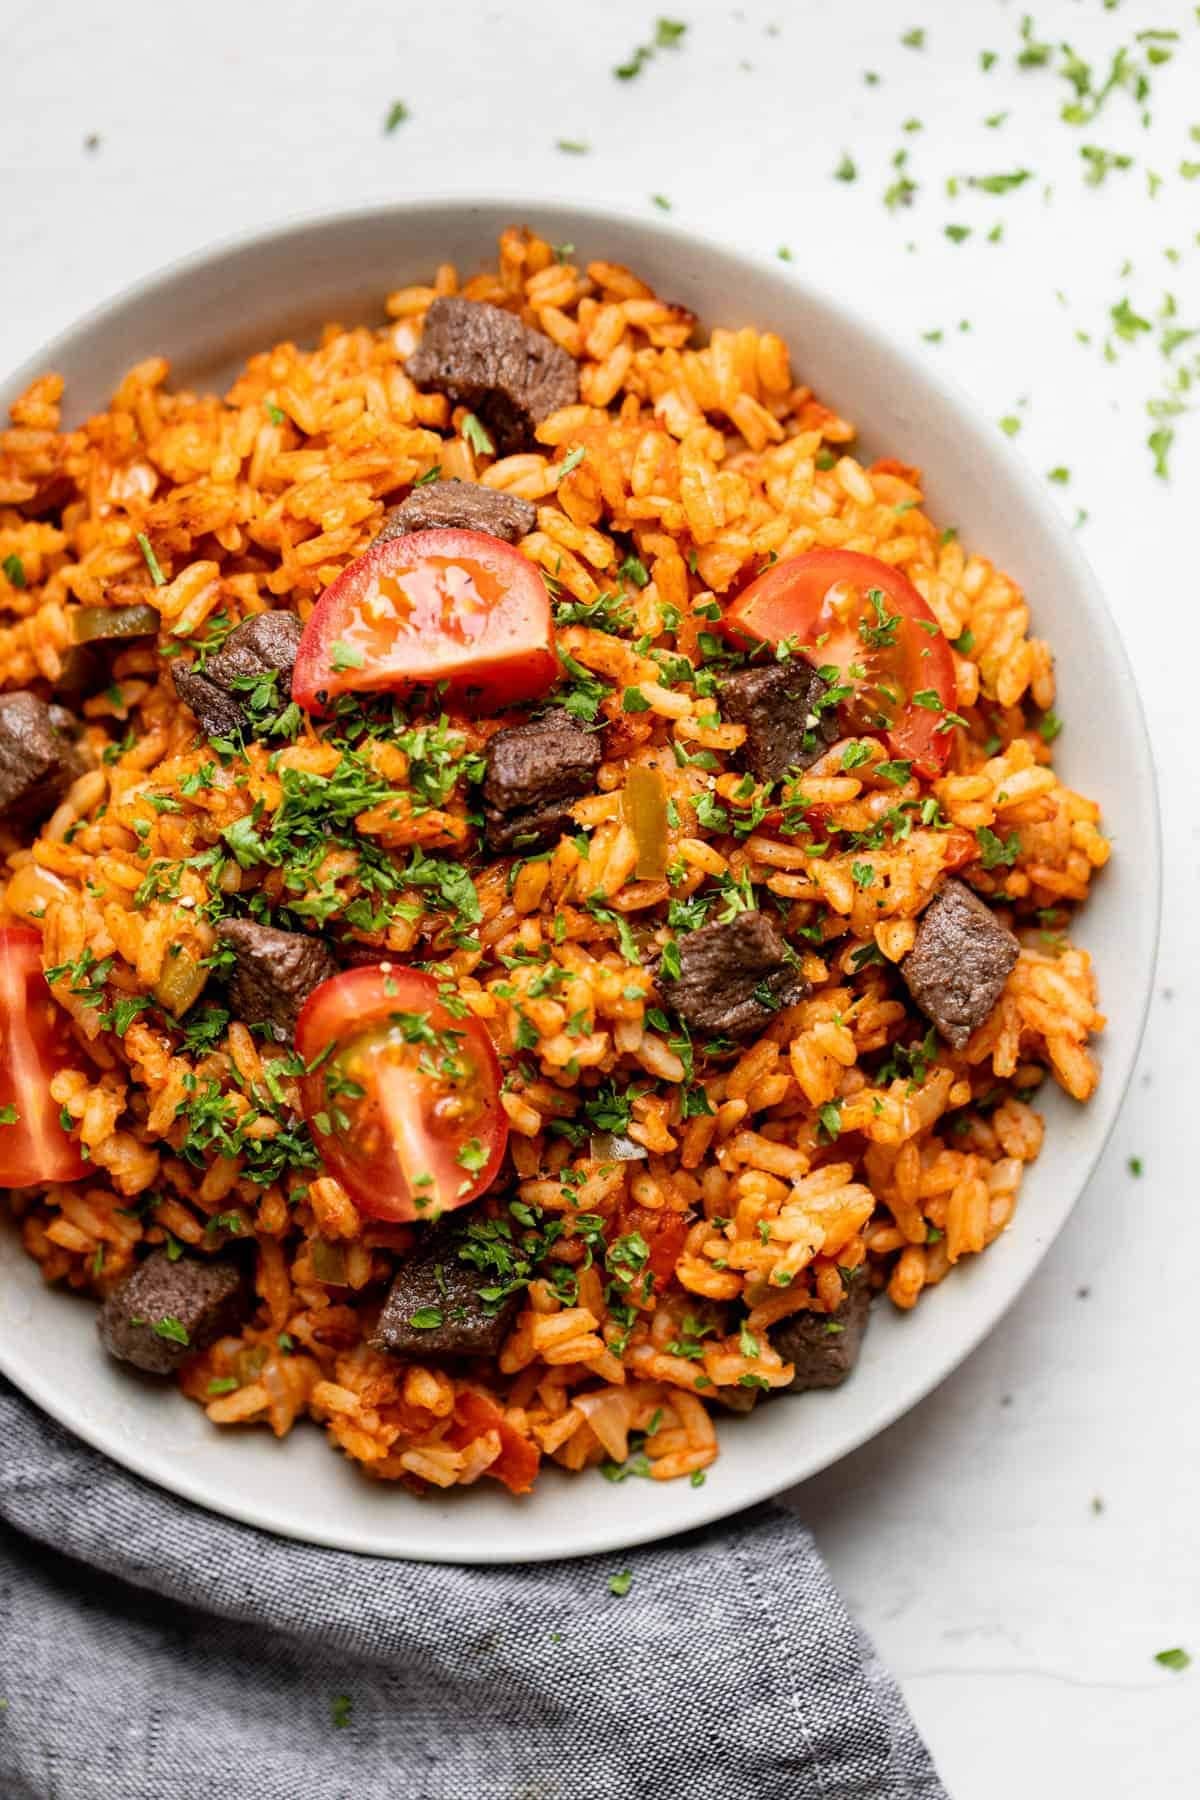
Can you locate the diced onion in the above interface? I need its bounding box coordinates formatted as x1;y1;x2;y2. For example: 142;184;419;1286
310;1238;348;1284
589;1132;647;1163
572;1389;633;1463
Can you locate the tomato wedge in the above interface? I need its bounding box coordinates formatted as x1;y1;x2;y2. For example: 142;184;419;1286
294;964;507;1223
292;528;558;716
0;926;86;1186
723;549;958;777
618;1202;690;1296
451;1390;540;1495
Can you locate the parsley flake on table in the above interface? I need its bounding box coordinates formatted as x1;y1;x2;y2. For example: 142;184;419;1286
607;1569;633;1597
998;415;1022;437
1080;146;1132;186
556;139;590;155
944;224;971;244
383;101;409;133
1148;427;1173;479
331;1694;353;1728
1154;1648;1191;1672
968;170;1032;194
900;27;925;50
615;16;687;81
834;153;857;183
1128;1155;1144;1177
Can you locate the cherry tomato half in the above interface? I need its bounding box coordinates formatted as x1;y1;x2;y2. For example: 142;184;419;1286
294;964;508;1223
0;926;86;1187
723;549;958;778
291;528;558;716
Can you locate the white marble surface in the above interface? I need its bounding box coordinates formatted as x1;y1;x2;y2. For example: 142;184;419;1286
4;1;1197;1792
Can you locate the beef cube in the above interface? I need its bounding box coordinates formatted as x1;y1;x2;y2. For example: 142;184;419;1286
719;662;836;784
659;910;808;1042
375;478;536;546
371;1227;521;1359
482;709;601;853
216;918;338;1042
173;610;303;743
772;1280;872;1393
204;610;303;689
902;878;1019;1049
0;693;85;826
98;1248;249;1376
406;298;579;455
172;664;245;740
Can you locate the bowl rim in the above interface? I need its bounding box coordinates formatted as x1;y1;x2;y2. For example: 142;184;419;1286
0;196;1162;1561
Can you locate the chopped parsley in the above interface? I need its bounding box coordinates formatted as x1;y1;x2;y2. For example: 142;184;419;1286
461;413;494;455
383;101;409;133
2;554;26;589
151;1315;189;1346
607;1569;633;1597
1154;1648;1191;1673
976;826;1021;869
554;446;586;482
816;1099;843;1143
136;533;166;586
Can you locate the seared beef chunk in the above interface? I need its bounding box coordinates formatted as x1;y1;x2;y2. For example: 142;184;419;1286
98;1249;248;1376
659;910;808;1042
173;610;303;743
0;692;84;826
406;298;579;455
375;478;536;546
719;661;836;784
171;663;244;740
216;918;338;1042
372;1226;521;1358
901;878;1019;1050
772;1279;872;1392
482;708;601;853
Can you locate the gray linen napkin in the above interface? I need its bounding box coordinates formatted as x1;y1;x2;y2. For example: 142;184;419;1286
0;1380;945;1800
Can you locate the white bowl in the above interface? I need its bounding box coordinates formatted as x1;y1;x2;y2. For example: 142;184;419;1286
0;200;1160;1562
